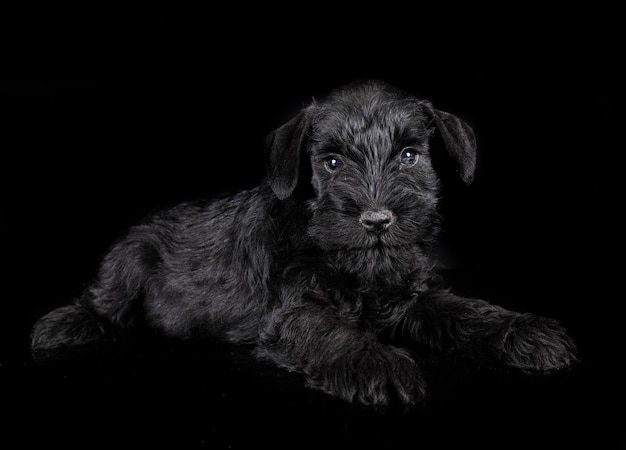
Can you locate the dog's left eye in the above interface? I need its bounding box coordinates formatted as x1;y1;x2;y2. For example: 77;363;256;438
324;156;343;173
400;147;419;167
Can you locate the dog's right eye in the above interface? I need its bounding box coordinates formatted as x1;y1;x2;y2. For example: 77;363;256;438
400;147;419;167
324;156;343;173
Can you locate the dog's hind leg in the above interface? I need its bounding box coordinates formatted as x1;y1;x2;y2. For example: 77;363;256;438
30;230;160;350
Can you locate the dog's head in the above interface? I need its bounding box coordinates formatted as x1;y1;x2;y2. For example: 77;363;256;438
265;80;477;274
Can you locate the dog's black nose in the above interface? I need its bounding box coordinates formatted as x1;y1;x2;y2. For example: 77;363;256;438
360;210;395;232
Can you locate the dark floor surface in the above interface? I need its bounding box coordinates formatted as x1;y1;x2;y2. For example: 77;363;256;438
2;266;624;449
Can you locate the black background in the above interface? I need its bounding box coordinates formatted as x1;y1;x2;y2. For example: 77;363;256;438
2;8;624;449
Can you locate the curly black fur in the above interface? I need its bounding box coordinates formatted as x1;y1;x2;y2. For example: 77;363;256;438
31;80;578;405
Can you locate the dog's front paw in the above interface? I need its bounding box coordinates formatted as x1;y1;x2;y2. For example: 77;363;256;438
496;313;579;371
308;344;426;406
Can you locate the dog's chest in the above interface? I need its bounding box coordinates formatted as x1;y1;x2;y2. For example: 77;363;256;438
328;279;412;330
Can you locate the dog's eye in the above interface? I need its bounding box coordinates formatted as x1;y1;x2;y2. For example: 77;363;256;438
400;147;419;167
324;156;343;173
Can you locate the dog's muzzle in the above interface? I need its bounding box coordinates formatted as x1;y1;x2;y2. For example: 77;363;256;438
359;209;395;232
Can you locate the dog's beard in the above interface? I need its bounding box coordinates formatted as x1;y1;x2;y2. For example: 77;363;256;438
307;205;440;282
328;244;429;283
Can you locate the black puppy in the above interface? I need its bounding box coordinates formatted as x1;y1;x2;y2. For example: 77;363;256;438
31;80;578;405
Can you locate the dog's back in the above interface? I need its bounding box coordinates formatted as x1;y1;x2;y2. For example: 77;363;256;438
31;185;286;348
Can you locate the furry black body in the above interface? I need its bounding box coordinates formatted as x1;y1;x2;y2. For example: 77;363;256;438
31;80;577;405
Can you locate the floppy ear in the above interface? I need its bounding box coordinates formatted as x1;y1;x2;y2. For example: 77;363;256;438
423;103;477;184
264;109;311;200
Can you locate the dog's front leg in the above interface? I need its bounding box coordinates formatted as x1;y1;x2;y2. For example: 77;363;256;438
398;290;578;371
257;302;427;405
